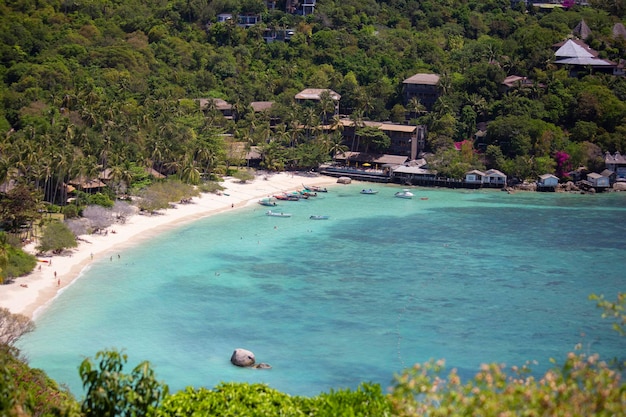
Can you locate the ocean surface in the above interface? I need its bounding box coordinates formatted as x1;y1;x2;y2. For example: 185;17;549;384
17;184;626;398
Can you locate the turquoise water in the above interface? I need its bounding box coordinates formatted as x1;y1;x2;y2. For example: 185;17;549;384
17;184;626;397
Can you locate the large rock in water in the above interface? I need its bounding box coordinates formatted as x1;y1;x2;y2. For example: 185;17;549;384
231;348;255;367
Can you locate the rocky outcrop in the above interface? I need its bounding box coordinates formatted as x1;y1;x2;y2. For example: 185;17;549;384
613;182;626;191
231;348;255;367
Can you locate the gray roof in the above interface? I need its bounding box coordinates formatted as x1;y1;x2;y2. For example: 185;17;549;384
251;101;275;112
295;89;340;101
573;20;592;40
393;166;434;175
403;73;440;85
555;39;596;59
613;23;626;39
554;57;615;66
605;151;626;164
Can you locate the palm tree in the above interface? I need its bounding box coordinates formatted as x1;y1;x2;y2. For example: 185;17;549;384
349;109;364;152
328;132;349;162
318;90;336;124
407;97;426;120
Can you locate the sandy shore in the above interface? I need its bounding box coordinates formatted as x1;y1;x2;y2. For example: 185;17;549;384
0;172;337;319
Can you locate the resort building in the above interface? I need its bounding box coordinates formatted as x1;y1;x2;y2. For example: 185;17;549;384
338;119;425;160
553;39;617;76
403;73;440;112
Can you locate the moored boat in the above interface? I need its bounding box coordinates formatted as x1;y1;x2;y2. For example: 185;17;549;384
303;184;328;192
258;197;277;206
309;215;330;220
266;210;292;217
360;189;378;194
394;189;414;199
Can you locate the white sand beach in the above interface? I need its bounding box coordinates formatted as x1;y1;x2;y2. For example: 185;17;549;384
0;172;337;319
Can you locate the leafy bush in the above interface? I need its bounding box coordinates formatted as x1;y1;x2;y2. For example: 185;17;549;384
0;344;79;417
36;221;77;254
2;245;37;281
137;180;199;212
388;353;625;416
62;204;79;219
79;350;168;417
155;382;391;416
198;181;225;194
86;192;114;208
232;168;255;183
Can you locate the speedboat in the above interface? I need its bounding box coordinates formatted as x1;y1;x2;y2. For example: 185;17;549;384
360;189;378;194
309;215;329;220
266;210;291;217
394;189;414;199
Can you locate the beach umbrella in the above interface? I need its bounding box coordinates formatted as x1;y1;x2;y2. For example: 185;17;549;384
362;163;371;167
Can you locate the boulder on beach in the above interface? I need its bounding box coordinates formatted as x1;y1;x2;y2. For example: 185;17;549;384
231;348;255;367
613;182;626;191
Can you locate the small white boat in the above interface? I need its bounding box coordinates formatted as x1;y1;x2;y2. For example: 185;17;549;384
258;197;277;207
360;189;378;194
309;215;329;220
266;210;291;217
394;189;414;199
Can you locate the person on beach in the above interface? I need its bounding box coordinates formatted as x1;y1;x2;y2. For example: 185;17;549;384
57;278;60;287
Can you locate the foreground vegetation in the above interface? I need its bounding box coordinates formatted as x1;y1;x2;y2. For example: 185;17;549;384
0;294;623;416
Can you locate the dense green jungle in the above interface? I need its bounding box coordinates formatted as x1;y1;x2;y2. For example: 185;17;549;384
1;0;626;415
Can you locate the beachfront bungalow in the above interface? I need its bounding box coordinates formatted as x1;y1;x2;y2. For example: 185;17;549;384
537;174;559;191
391;165;436;185
465;170;485;184
484;169;507;187
586;172;610;189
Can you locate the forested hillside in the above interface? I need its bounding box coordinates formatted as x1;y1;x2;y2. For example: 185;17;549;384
1;0;626;196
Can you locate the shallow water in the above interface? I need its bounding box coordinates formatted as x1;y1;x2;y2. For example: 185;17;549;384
18;185;626;397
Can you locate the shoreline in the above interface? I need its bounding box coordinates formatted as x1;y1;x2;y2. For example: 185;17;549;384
0;172;337;319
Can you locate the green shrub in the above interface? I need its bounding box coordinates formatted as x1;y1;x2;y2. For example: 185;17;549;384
2;245;37;280
36;221;77;254
86;192;114;208
0;345;79;417
62;204;79;219
155;382;391;416
198;181;225;194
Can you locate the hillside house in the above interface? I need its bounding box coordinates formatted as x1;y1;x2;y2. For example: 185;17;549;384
286;0;316;15
403;73;440;112
553;39;617;76
605;151;626;179
295;89;340;120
